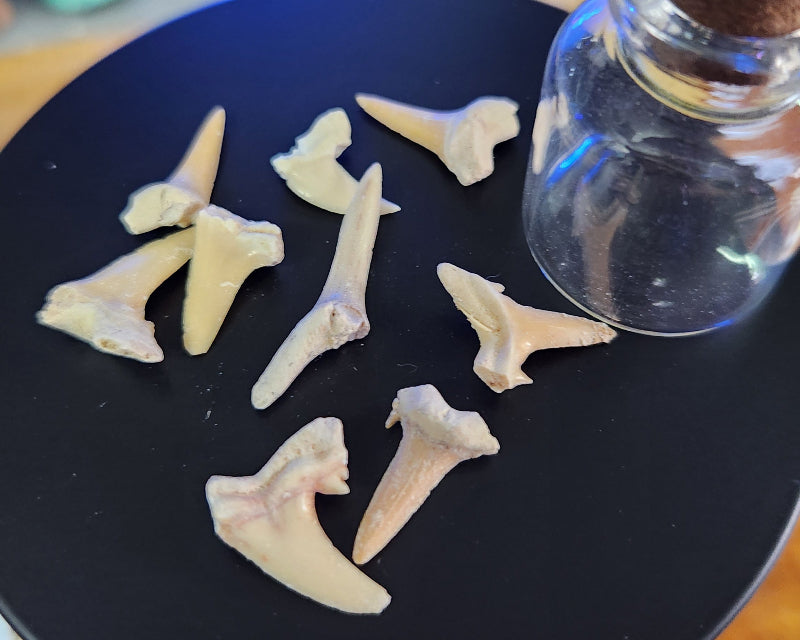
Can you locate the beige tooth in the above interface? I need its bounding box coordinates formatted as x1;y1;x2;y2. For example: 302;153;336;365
355;93;520;186
36;228;195;362
353;385;499;565
182;205;284;356
534;0;583;11
120;107;226;234
251;163;386;410
437;263;617;392
206;417;391;615
270;108;400;215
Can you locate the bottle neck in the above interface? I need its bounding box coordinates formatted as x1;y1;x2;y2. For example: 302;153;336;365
609;0;800;122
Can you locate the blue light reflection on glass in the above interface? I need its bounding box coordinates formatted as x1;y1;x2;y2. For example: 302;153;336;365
731;53;762;74
581;153;610;184
561;5;602;48
572;5;602;29
546;134;602;187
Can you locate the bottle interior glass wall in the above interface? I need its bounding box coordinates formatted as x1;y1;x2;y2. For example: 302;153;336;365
523;0;800;335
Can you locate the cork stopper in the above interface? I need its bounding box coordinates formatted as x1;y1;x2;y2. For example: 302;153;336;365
671;0;800;37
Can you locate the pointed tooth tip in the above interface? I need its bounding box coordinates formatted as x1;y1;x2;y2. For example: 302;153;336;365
355;94;396;119
250;385;272;410
355;93;376;107
351;545;374;566
363;162;383;180
208;105;226;122
436;262;463;287
380;199;401;215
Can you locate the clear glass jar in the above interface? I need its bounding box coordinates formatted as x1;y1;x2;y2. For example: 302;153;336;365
522;0;800;335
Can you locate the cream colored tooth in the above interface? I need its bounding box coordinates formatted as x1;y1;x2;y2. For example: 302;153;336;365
355;93;520;186
352;385;499;565
534;0;583;12
36;228;195;362
182;205;284;356
437;263;617;392
120;107;226;234
206;417;391;614
251;163;386;410
270;108;400;216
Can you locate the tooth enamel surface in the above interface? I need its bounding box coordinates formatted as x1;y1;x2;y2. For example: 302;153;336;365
206;417;391;615
182;205;284;356
353;385;499;565
251;163;386;410
355;94;520;186
437;263;617;392
270;108;400;215
120;106;226;234
36;228;196;362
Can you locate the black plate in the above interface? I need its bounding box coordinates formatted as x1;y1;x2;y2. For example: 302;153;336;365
1;1;799;638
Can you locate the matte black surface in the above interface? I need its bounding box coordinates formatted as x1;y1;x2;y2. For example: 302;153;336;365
0;1;799;639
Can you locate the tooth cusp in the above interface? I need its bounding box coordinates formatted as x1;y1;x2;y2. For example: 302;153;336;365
437;262;616;392
206;418;391;614
355;93;520;186
37;228;195;362
353;384;498;565
271;108;399;215
182;205;284;356
120;107;226;234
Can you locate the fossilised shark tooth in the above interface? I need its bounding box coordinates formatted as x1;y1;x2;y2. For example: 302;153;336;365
251;163;387;410
355;93;520;186
206;417;391;614
270;108;400;216
120;106;226;234
36;228;195;362
437;263;617;392
352;385;499;565
182;205;284;355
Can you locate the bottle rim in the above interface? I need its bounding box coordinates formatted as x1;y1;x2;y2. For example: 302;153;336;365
608;0;800;120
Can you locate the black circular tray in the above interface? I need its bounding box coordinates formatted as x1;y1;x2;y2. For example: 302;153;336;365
0;1;798;638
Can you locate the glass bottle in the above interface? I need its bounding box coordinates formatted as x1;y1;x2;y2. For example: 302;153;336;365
522;0;800;335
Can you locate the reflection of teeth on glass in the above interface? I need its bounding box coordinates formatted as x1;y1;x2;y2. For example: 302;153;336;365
206;417;391;615
251;164;386;410
437;262;616;392
356;93;520;186
182;206;284;356
716;246;766;281
353;385;499;566
37;228;196;362
270;108;400;215
715;108;800;263
120;107;226;234
531;94;571;175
